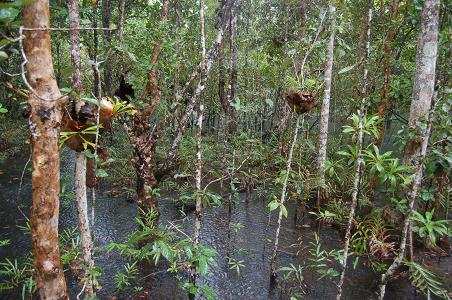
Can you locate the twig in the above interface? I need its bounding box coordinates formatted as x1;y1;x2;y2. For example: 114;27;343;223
76;282;86;300
19;26;69;102
15;151;31;222
167;221;193;242
22;27;116;31
0;66;23;77
203;154;250;192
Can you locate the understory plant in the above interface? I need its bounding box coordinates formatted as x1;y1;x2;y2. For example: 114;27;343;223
107;208;218;299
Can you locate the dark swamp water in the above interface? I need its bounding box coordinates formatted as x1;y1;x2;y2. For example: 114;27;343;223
0;151;448;300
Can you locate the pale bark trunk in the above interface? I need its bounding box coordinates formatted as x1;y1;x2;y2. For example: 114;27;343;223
379;0;439;298
317;0;336;204
194;0;207;247
336;7;372;300
74;153;95;296
69;0;95;296
23;1;68;298
270;116;301;277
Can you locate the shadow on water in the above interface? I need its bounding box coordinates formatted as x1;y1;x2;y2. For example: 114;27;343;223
0;151;442;299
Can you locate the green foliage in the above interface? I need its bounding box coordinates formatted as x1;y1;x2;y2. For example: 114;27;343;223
403;260;451;300
0;257;35;299
59;124;103;149
226;256;245;276
268;195;288;218
307;234;340;280
108;208;218;297
114;261;138;292
59;227;81;267
411;209;449;245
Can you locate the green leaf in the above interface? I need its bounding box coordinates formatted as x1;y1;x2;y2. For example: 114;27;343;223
268;200;279;211
96;169;108;178
198;256;208;276
337;64;356;75
281;204;288;218
0;50;8;61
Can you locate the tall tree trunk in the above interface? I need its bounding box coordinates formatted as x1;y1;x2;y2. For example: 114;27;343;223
226;0;239;134
118;0;126;77
102;0;113;96
336;6;372;300
376;0;400;144
317;0;336;207
378;0;439;298
191;0;207;292
194;0;207;248
22;1;68;298
69;0;95;296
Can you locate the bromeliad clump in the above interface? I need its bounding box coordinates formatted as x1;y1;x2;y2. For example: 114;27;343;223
284;91;318;114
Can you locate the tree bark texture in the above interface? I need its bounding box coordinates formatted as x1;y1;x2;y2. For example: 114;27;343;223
317;0;336;199
69;0;96;296
23;0;68;298
379;0;439;297
125;0;170;211
74;153;95;296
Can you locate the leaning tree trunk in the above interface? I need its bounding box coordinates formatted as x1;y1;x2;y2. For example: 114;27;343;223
378;0;439;298
317;0;336;207
336;6;372;300
270;116;301;277
158;0;234;176
69;0;95;296
22;1;68;298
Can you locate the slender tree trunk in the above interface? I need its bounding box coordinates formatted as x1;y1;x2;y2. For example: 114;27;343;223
376;0;400;144
379;0;439;298
74;153;95;296
270;116;301;277
158;0;234;176
191;0;207;292
317;0;336;207
23;1;68;298
69;0;95;296
194;0;207;247
226;0;239;134
336;6;372;300
102;0;113;96
90;2;100;98
277;3;290;157
118;0;126;77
